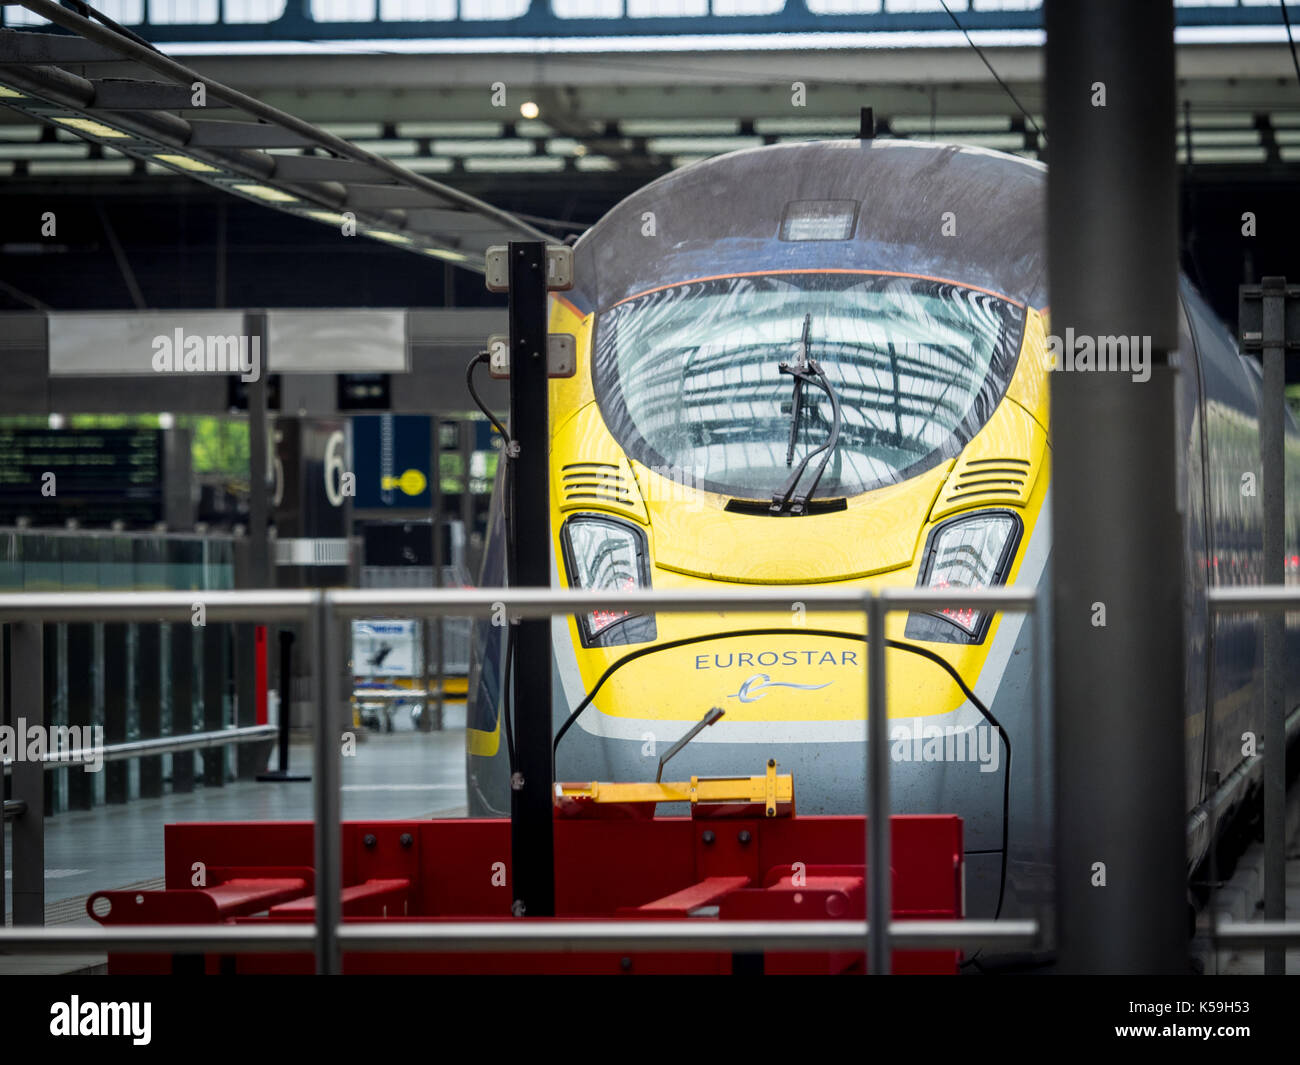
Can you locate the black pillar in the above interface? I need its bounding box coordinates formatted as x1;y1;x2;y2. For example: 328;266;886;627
137;623;163;798
507;241;555;919
1047;0;1187;972
169;623;195;793
64;624;93;811
10;623;44;925
103;623;128;804
201;624;227;787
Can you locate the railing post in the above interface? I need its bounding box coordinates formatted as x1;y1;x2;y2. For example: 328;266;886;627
312;591;342;975
1239;282;1300;973
1257;277;1288;975
866;592;890;975
506;240;556;920
1;625;6;925
10;621;44;926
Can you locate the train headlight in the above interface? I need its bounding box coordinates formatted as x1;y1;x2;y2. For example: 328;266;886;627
904;511;1022;644
561;515;657;647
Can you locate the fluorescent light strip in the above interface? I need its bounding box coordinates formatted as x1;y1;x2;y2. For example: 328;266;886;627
232;182;299;202
1189;129;1262;146
575;154;618;171
52;116;131;139
29;159;135;176
0;143;88;160
622;118;741;136
154;152;222;172
463;156;565;172
399;121;502;137
305;209;353;225
646;135;762;153
364;229;415;244
891;115;1014;133
755;117;859;134
432;138;535;156
400;156;456;173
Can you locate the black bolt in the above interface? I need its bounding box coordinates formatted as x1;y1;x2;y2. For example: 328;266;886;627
363;833;377;849
399;833;413;848
701;830;715;845
768;758;776;768
620;957;633;972
738;830;752;846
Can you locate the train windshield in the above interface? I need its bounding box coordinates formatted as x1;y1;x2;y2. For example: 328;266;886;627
592;272;1026;500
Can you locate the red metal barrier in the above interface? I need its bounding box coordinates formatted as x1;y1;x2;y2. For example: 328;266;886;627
91;814;963;975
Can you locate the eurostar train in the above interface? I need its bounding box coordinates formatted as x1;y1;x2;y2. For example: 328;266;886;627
466;139;1300;921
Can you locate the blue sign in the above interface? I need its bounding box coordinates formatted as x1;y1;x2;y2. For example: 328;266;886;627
8;0;1283;46
352;414;432;509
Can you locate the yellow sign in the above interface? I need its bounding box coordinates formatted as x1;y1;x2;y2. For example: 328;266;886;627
381;468;428;496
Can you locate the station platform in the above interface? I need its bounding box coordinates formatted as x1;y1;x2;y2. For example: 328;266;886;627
2;709;467;973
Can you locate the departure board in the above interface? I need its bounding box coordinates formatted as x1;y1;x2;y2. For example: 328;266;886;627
0;429;164;526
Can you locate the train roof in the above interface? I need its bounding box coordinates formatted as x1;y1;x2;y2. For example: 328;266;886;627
570;139;1048;314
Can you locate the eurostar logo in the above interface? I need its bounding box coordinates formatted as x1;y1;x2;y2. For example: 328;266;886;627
726;673;832;704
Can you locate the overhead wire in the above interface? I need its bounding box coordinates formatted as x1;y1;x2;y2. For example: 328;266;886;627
938;0;1045;144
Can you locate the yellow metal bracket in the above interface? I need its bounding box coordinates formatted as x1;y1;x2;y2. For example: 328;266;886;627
556;760;793;818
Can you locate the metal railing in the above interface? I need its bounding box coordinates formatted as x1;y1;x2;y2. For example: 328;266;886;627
0;583;1046;973
2;726;277;773
5;584;1294;970
1204;585;1300;960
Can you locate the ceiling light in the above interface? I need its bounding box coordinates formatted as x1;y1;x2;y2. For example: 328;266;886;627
232;183;299;203
52;116;130;139
364;229;414;245
0;86;25;99
153;153;220;173
423;248;469;263
304;209;351;225
519;101;539;120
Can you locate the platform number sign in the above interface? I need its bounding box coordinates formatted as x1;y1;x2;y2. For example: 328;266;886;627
325;430;347;507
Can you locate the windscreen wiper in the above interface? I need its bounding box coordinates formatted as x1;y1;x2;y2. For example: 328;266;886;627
771;313;843;515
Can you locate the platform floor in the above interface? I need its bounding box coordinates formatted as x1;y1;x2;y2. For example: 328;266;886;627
1192;774;1300;975
4;705;468;933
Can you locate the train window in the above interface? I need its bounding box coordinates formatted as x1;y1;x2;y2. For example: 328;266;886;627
592;272;1025;502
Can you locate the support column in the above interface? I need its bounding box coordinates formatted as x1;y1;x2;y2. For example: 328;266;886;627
137;623;163;797
103;623;128;804
201;623;227;787
64;624;93;811
169;623;194;793
1047;0;1187;972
